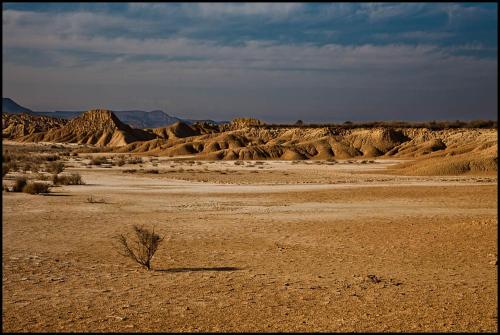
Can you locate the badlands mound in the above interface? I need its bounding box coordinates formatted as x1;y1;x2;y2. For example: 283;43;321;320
2;113;68;139
390;128;498;175
114;120;497;175
17;109;157;147
150;121;220;140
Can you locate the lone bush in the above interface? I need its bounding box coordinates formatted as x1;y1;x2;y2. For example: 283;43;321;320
86;195;105;203
116;225;164;271
47;161;65;174
13;176;27;192
90;156;108;165
53;173;84;185
2;164;10;177
122;169;137;173
127;157;143;165
23;182;50;194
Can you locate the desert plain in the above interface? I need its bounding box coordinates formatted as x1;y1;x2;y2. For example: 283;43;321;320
2;140;497;332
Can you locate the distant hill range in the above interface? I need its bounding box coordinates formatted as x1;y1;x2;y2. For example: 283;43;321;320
2;98;34;114
2;99;496;176
2;98;226;128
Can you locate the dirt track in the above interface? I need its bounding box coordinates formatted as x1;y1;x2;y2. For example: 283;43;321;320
2;160;498;332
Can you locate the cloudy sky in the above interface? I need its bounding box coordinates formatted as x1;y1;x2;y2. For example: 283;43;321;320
2;3;497;122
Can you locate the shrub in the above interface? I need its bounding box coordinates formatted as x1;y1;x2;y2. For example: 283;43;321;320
8;161;18;172
23;182;50;194
2;164;10;177
116;158;126;166
145;169;159;174
127;157;143;165
86;195;105;203
116;225;164;270
47;161;65;174
34;173;52;181
53;173;84;185
123;169;137;173
13;177;27;192
44;154;59;162
90;156;108;165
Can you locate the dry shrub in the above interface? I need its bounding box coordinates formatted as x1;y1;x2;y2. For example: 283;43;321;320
2;164;10;177
145;169;159;174
90;156;108;165
86;195;105;203
47;161;65;174
34;173;52;181
13;177;27;192
127;157;143;165
44;154;59;162
52;173;84;185
123;169;137;173
6;161;18;172
23;182;50;194
116;225;164;270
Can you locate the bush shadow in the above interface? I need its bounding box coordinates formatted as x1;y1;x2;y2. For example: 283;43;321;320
41;193;72;197
156;266;242;273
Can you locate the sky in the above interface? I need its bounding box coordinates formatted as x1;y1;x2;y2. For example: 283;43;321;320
2;3;498;123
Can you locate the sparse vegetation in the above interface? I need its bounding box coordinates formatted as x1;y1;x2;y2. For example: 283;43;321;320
89;156;108;165
116;158;126;166
2;164;10;177
86;195;106;203
12;176;27;192
123;169;137;173
47;161;65;174
127;157;143;165
23;182;50;194
254;119;497;130
116;225;164;271
52;173;84;185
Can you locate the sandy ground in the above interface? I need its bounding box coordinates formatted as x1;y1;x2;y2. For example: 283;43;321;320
2;155;498;332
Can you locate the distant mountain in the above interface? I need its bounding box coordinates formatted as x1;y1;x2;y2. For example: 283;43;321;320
3;97;227;128
35;111;82;120
31;110;181;128
2;98;34;114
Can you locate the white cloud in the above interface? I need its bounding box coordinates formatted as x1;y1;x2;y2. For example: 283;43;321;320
182;3;303;19
359;3;426;22
373;31;455;41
